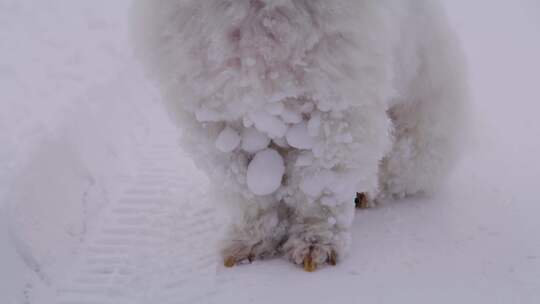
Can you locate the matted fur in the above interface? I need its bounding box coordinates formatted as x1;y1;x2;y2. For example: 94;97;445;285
131;0;468;269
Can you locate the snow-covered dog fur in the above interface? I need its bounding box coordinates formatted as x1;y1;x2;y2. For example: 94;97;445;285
132;0;468;271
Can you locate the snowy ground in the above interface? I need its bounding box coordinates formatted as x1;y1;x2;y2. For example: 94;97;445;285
1;0;540;303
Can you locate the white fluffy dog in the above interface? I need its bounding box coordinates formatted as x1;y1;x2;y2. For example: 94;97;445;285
131;0;468;271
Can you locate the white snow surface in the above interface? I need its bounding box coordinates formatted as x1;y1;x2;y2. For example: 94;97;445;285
215;127;241;153
246;149;285;196
1;1;540;304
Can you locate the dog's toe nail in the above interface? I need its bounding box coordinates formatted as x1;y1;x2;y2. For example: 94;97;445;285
224;256;236;268
328;250;337;266
303;256;317;272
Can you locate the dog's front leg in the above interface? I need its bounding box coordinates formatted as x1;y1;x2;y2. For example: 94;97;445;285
281;200;354;272
221;200;290;267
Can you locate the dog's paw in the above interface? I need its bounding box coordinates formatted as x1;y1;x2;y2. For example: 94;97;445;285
222;239;276;268
283;238;338;272
301;244;338;272
222;240;257;268
355;192;377;209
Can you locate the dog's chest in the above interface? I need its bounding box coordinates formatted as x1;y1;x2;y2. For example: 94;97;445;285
216;3;325;66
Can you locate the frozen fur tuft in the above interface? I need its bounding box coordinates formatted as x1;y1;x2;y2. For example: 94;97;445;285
131;0;468;269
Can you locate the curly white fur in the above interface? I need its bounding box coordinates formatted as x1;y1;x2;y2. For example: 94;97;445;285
131;0;468;269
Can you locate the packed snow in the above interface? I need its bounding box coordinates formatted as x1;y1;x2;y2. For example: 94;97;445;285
247;149;285;196
279;107;303;125
215;127;241;153
241;127;271;153
1;0;540;304
286;122;315;150
248;111;288;139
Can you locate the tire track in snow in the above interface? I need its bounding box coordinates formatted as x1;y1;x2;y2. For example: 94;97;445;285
32;136;221;304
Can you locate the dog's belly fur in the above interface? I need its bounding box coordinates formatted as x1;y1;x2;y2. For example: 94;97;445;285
132;0;468;270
